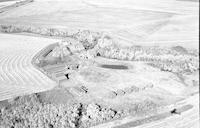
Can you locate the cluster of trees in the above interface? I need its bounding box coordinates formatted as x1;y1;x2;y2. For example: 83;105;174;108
0;94;120;128
149;58;199;73
0;95;82;128
0;24;76;37
74;30;102;50
91;37;199;74
0;24;198;74
0;93;161;128
0;25;102;51
96;42;197;62
80;103;120;127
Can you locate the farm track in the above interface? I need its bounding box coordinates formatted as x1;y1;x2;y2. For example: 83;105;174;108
0;34;57;101
93;94;199;128
140;95;199;128
134;98;199;128
135;110;199;128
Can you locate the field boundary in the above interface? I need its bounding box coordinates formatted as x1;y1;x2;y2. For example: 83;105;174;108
0;0;33;13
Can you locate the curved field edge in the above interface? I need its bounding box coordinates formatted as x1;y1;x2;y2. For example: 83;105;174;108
31;43;59;82
1;24;198;86
0;26;198;98
0;33;58;101
0;0;33;13
21;24;199;80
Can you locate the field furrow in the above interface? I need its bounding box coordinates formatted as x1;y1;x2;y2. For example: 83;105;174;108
2;56;16;84
23;59;42;86
10;54;27;85
0;56;9;82
19;54;38;85
11;54;28;85
11;54;26;85
0;33;57;101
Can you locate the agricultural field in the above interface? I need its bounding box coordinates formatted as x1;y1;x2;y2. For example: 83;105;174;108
0;1;17;8
0;0;199;128
0;33;58;101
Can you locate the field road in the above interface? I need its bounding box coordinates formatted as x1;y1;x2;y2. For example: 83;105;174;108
92;94;199;128
134;94;199;128
0;33;59;101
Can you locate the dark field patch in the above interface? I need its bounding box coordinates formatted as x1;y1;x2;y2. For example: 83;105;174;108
100;64;128;70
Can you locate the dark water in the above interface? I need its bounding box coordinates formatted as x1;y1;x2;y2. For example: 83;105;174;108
100;64;128;69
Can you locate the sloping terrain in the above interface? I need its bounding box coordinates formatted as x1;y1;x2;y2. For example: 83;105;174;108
92;94;199;128
0;0;199;128
0;1;17;8
0;33;58;101
0;0;198;48
0;34;198;127
0;0;33;13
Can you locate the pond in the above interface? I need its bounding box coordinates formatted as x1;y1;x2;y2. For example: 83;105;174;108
100;64;128;69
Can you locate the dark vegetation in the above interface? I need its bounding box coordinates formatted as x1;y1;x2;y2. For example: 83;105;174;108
0;93;159;128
